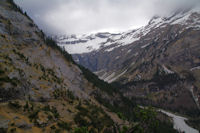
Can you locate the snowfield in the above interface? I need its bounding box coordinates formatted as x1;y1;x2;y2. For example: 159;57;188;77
57;8;200;55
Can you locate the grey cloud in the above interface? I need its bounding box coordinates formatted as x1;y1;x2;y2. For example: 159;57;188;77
14;0;200;35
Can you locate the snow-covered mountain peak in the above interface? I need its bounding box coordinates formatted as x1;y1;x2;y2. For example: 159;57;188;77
57;8;200;54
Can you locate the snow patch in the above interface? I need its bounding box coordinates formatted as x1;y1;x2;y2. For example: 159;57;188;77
190;66;200;71
131;62;135;66
94;69;105;75
127;49;132;53
115;56;120;60
107;70;127;83
105;47;116;52
141;43;150;49
134;52;139;57
119;35;140;46
104;72;116;83
190;87;200;110
99;72;108;80
74;58;79;62
162;65;174;74
59;36;107;54
110;34;121;40
99;70;127;83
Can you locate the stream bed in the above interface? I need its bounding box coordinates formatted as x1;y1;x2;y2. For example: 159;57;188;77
159;110;199;133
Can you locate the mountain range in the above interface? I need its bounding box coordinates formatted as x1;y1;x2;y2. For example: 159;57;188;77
56;6;200;120
0;0;199;132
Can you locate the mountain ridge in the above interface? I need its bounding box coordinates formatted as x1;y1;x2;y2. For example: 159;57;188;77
56;7;200;55
56;6;200;120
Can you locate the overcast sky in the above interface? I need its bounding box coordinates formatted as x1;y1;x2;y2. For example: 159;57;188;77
14;0;200;35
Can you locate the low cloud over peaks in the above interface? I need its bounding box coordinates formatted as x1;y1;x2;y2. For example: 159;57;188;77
14;0;200;35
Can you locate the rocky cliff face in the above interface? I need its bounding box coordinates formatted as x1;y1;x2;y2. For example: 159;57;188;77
0;0;91;102
57;7;200;116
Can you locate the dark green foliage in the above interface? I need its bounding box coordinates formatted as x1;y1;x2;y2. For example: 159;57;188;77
74;103;114;132
51;106;60;119
7;0;23;12
39;64;45;72
45;37;75;63
78;65;117;95
23;101;29;111
7;0;33;21
52;89;64;99
57;121;71;130
73;127;89;133
28;22;34;27
2;55;12;62
48;114;53;120
121;65;183;89
50;125;56;130
37;64;63;84
133;107;159;132
131;106;178;133
117;112;126;120
0;69;4;75
67;90;75;100
152;71;180;88
119;126;128;133
13;49;31;66
74;110;90;127
28;110;39;121
8;101;21;109
186;117;200;131
30;103;34;111
55;129;61;133
122;65;182;88
52;89;75;102
0;88;22;101
42;105;60;119
154;121;178;133
10;128;16;133
94;92;136;122
48;115;53;120
43;105;51;112
0;128;7;133
0;76;19;86
0;76;12;83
